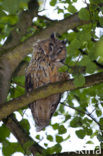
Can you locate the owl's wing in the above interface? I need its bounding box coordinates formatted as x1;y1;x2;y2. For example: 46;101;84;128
50;94;61;118
30;94;61;131
25;73;34;92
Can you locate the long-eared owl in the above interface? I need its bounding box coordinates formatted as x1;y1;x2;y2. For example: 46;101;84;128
25;33;69;131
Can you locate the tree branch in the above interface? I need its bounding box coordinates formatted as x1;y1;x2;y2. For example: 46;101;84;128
0;72;103;121
14;62;86;77
4;115;43;155
0;11;89;55
0;11;90;105
61;103;101;129
1;0;39;51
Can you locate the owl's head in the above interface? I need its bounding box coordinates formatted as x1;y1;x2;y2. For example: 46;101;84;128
38;33;67;63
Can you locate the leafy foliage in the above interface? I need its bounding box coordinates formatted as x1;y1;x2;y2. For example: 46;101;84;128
2;0;29;14
0;124;10;142
79;8;90;20
0;0;103;155
2;140;24;156
19;119;30;134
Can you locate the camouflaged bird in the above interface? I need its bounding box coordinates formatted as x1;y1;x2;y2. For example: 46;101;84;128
25;33;69;131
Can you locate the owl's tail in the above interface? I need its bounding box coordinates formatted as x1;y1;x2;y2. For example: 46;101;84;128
30;94;61;131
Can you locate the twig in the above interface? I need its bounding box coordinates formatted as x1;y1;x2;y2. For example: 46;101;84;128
60;102;101;128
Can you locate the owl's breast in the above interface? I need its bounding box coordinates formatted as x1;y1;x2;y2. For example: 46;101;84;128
26;55;68;90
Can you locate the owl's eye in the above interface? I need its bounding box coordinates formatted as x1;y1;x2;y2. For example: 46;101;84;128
57;46;63;54
49;43;54;51
60;58;65;63
39;47;46;54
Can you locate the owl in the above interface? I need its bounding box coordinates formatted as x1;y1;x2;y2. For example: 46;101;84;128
25;33;69;131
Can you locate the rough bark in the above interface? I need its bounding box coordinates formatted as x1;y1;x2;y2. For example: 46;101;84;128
4;115;43;155
0;72;103;121
1;0;39;51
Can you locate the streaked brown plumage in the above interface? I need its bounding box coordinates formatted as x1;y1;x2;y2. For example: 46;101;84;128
25;33;69;131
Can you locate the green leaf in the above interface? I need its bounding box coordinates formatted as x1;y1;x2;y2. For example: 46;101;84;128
57;8;64;14
86;140;94;144
58;125;67;134
2;0;20;14
79;55;97;73
73;0;77;2
50;0;57;6
86;61;97;73
52;144;62;153
88;43;97;60
0;15;18;25
67;32;76;42
65;114;71;122
97;134;103;142
59;65;68;72
90;0;103;4
0;125;10;142
35;153;42;156
96;109;102;117
36;135;40;140
68;4;77;14
83;117;92;124
76;129;86;139
79;55;88;66
99;17;103;27
73;74;85;87
70;117;82;128
56;135;63;143
64;135;71;141
52;123;59;130
59;104;64;113
79;8;90;20
99;118;103;129
24;56;31;62
96;40;103;58
77;31;91;43
44;143;48;147
23;140;34;155
70;39;81;51
47;135;53;142
2;0;29;14
46;144;62;154
86;128;93;136
19;0;29;10
12;86;25;98
13;76;25;86
2;140;24;156
90;130;98;139
19;119;30;134
0;9;6;17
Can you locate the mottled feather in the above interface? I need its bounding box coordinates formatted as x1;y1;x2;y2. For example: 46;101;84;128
25;33;69;131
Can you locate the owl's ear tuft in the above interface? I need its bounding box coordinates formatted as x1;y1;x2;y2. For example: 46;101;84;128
50;33;56;40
